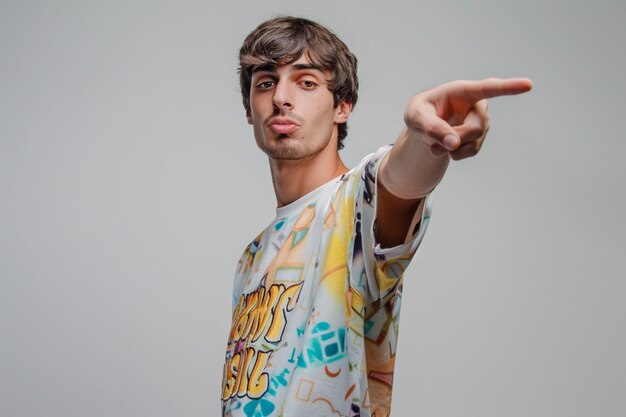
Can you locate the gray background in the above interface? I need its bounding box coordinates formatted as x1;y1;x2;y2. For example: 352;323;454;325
2;0;625;416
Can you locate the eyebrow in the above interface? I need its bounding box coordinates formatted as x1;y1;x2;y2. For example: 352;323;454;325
291;63;324;73
252;64;277;74
252;63;325;74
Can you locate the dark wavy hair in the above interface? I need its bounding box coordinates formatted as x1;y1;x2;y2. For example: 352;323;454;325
238;16;359;149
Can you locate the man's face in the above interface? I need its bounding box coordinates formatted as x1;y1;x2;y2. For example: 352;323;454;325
247;55;350;161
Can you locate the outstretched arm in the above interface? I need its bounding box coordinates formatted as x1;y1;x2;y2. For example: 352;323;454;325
375;78;533;247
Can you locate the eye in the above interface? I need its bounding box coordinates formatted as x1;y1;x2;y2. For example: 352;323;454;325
256;80;275;89
299;79;318;89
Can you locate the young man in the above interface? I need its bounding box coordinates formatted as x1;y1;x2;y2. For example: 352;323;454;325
222;17;531;417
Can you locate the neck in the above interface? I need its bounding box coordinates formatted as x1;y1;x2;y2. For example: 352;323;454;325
270;149;349;207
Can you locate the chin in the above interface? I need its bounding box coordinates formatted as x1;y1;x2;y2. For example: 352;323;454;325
267;143;319;160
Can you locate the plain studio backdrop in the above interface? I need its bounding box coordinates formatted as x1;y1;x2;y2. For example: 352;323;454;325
1;1;625;416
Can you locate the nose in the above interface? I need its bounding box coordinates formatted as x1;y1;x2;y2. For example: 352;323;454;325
272;80;293;111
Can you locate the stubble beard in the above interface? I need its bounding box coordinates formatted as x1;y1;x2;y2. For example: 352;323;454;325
264;135;321;160
261;125;334;161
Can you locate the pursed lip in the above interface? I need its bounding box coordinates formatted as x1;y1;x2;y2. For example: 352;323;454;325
267;117;300;135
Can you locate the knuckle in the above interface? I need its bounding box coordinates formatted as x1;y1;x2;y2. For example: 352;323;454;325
452;151;470;161
405;105;431;130
470;124;485;136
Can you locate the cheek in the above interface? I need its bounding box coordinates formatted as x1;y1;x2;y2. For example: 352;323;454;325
248;94;269;117
253;120;265;139
314;101;336;122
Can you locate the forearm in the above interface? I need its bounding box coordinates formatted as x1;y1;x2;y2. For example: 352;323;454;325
379;127;450;200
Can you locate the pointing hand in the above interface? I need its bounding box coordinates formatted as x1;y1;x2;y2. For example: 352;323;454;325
404;78;533;160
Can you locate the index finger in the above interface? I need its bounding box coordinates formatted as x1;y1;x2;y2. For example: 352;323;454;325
458;77;533;101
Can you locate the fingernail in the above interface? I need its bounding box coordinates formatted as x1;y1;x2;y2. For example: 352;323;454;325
443;134;459;149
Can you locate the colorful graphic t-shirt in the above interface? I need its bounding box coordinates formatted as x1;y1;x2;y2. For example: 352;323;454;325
222;147;432;417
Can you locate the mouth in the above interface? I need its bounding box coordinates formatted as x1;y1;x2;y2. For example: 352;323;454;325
269;123;298;135
268;118;299;135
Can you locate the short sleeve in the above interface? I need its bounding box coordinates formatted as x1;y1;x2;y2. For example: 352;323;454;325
353;146;433;303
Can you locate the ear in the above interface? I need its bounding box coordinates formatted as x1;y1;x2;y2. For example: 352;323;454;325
246;109;253;125
334;101;352;124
